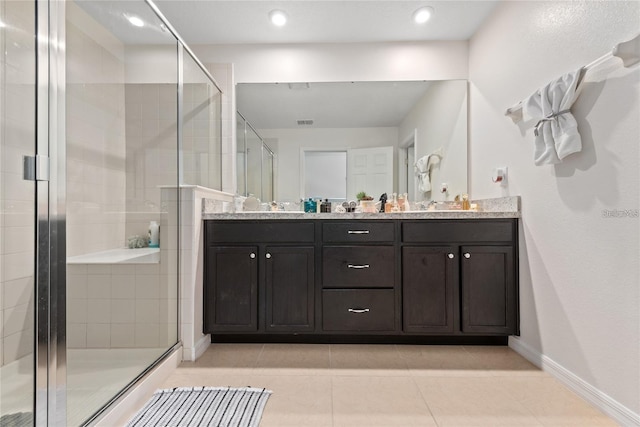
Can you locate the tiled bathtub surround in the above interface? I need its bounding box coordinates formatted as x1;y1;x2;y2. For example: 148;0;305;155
67;262;177;349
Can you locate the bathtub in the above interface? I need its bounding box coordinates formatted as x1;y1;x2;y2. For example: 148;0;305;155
66;247;160;264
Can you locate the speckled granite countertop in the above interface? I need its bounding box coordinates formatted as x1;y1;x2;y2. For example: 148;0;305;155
202;196;521;220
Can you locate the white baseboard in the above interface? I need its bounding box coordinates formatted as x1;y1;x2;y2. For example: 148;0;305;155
509;337;640;426
94;346;182;426
182;334;211;362
195;334;211;360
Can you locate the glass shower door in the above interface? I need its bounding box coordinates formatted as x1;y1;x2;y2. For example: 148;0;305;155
0;0;36;424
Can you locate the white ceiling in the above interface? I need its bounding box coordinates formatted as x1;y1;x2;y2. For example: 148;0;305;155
77;1;496;129
78;1;499;45
153;1;499;45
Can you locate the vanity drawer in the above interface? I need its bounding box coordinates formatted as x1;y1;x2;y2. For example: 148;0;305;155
402;220;515;243
207;221;315;244
322;246;394;288
322;289;395;331
323;222;395;243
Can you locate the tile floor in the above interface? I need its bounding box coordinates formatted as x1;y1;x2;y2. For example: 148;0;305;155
0;348;168;426
158;343;617;427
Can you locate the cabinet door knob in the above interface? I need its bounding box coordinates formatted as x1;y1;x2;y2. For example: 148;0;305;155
348;308;370;314
347;264;370;269
266;253;272;259
447;253;454;259
250;253;256;259
464;253;471;259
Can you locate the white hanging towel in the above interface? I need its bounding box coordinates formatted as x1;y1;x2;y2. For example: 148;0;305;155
507;68;585;165
415;148;442;193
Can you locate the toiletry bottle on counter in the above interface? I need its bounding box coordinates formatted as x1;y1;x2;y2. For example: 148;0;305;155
320;199;332;213
304;198;316;213
462;194;470;211
149;221;160;248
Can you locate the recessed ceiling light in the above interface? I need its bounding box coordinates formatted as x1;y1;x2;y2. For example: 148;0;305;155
125;14;145;28
269;10;287;27
413;6;434;24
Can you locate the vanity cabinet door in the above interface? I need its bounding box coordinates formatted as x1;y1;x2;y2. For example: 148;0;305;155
460;246;516;334
265;246;315;332
402;246;455;333
204;246;258;333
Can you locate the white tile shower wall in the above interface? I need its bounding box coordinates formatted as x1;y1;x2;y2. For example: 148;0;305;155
182;83;222;190
0;0;36;367
205;64;236;194
124;83;177;239
67;263;177;349
178;186;234;361
66;2;127;258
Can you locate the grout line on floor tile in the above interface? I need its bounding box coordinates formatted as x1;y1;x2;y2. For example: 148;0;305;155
409;370;441;427
254;343;266;367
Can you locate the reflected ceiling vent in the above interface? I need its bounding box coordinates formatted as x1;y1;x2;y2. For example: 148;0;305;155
288;83;310;90
297;119;314;126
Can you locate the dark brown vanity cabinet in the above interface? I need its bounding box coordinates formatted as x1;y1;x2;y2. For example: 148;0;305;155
402;220;518;336
460;245;516;334
402;246;455;333
264;246;315;332
204;221;315;334
205;246;258;332
204;218;519;339
320;221;398;333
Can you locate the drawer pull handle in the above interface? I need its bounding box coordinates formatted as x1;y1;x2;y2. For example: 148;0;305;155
347;230;370;234
347;264;370;269
348;308;370;314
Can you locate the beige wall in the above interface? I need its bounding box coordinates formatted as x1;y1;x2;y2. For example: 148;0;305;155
469;0;639;419
193;41;468;83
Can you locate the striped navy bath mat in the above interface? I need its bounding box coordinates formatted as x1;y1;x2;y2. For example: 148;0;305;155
126;386;272;427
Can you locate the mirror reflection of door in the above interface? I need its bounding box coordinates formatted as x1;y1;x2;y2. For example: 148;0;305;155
302;146;393;201
407;144;416;200
346;146;393;201
398;129;418;202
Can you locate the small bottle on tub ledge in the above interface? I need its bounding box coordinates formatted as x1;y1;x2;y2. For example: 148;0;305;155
149;221;160;248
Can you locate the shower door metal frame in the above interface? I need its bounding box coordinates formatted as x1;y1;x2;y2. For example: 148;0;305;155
26;0;75;424
29;0;225;424
35;0;68;424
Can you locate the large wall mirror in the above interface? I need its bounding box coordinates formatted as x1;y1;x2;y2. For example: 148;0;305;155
236;80;467;203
